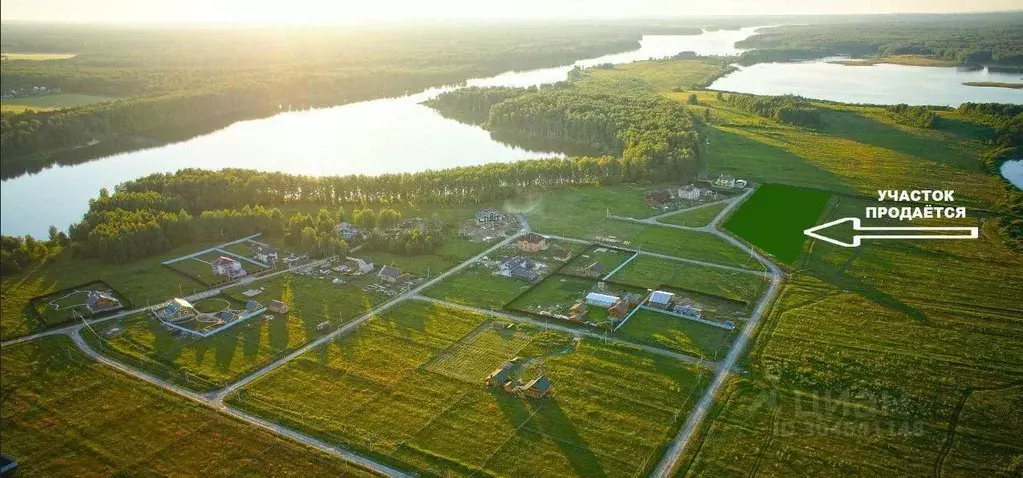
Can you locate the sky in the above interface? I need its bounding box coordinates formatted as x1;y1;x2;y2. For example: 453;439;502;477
2;0;1021;24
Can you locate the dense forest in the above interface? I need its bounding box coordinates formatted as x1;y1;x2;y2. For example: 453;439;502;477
736;15;1023;65
721;93;823;129
429;76;702;180
1;22;690;174
886;104;939;128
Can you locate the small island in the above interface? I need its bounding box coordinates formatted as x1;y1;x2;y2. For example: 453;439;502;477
962;81;1023;90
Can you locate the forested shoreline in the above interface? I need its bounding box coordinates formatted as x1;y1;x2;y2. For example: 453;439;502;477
736;14;1023;66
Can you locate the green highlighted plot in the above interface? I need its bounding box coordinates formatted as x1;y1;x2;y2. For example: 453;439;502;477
724;184;831;263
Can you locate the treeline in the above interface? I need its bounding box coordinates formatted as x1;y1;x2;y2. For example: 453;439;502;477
722;93;823;129
736;17;1023;66
887;104;938;128
429;80;701;180
956;102;1023;251
424;86;533;125
0;232;65;275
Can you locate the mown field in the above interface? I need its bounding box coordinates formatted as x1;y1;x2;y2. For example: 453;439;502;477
617;309;738;360
0;336;374;476
81;273;388;392
228;301;711;476
723;184;831;263
657;201;730;227
611;255;767;304
680;190;1023;475
0;93;114;112
0;242;216;340
514;187;763;270
422;263;533;309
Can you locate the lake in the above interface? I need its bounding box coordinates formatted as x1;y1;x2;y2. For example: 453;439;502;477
710;59;1023;106
1002;160;1023;191
2;25;1022;237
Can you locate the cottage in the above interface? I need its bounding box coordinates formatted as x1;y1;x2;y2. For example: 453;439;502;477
499;256;540;281
677;184;702;201
211;256;247;279
516;233;547;253
608;299;631;319
347;257;375;273
153;298;198;322
485;362;515;387
336;222;359;240
648;290;675;309
520;374;552;399
253;244;278;265
268;300;289;314
585;292;620;308
735;179;748;189
85;290;122;313
645;190;671;207
316;321;331;331
475;208;504;223
378;265;402;283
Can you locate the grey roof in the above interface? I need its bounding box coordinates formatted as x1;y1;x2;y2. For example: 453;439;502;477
379;265;401;277
525;374;551;392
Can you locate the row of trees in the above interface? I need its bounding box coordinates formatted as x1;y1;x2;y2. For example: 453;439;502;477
723;93;823;129
887;104;939;128
362;229;443;256
0;234;64;275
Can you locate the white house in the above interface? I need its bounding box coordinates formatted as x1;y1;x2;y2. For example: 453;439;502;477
211;256;246;279
735;179;748;189
677;185;701;201
347;257;374;273
336;222;359;240
648;290;675;309
585;292;621;308
714;175;735;188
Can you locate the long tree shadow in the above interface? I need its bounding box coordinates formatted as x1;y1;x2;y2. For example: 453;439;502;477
212;329;241;371
240;321;262;358
808;259;930;323
528;398;608;477
149;318;185;364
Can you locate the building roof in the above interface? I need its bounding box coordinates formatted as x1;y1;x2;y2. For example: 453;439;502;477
379;265;401;278
519;233;545;244
585;292;620;307
525;374;551;392
213;256;241;266
172;298;194;309
649;290;674;305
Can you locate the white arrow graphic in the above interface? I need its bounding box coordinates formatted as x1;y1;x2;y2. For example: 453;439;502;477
804;217;979;247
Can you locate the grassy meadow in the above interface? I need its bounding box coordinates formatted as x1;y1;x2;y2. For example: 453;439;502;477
0;336;373;476
611;255;767;304
617;309;738;360
0;242;217;341
723;184;832;263
81;273;388;392
657;201;730;227
228;301;711;476
0;93;114;112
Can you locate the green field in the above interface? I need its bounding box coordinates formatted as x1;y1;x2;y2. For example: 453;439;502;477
0;336;373;476
617;309;737;359
723;184;831;263
29;281;127;324
363;235;491;278
611;255;767;304
0;93;114;112
506;274;645;327
82;273;388;392
560;245;635;278
228;301;711;476
657;201;730;227
0;243;215;341
422;263;532;309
